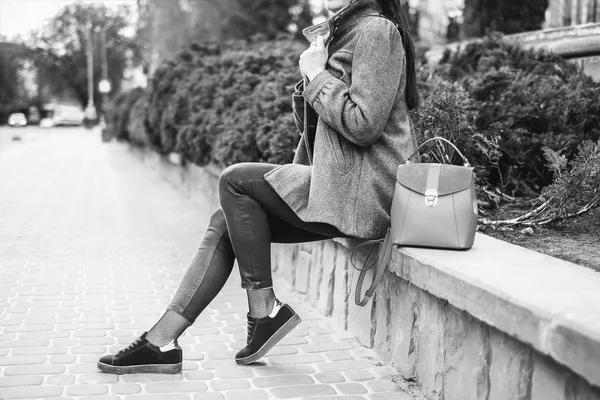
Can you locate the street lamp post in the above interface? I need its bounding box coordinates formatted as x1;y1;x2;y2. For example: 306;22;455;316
99;27;110;115
84;21;97;125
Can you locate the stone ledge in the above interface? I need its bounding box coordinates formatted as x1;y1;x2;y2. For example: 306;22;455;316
334;234;600;388
426;23;600;65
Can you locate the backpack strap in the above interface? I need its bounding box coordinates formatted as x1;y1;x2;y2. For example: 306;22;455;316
350;228;393;306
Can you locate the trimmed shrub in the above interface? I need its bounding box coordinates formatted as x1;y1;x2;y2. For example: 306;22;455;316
144;36;304;167
105;88;145;142
434;34;600;195
127;94;150;146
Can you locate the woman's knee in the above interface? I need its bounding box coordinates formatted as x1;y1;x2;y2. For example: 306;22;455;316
218;162;255;204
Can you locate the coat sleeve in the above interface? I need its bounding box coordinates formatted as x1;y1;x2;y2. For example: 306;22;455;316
303;18;404;148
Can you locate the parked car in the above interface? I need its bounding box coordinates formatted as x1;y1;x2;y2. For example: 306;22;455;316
8;113;27;127
39;118;55;128
52;106;84;126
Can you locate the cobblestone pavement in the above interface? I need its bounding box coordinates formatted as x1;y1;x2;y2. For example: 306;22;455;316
0;129;416;400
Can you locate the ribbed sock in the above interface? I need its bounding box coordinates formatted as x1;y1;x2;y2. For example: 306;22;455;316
247;287;280;318
146;310;191;347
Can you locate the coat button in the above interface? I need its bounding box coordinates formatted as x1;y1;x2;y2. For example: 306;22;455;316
334;17;341;26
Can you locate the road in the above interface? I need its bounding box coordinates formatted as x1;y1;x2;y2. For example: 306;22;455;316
0;127;415;400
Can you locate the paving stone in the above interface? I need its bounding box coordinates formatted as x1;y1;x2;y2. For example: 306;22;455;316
71;345;108;354
265;346;298;356
224;389;269;400
0;355;46;366
123;395;190;400
74;330;108;338
254;365;315;376
310;335;334;343
213;368;253;379
205;350;236;359
192;393;225;400
325;351;354;361
201;359;238;369
268;353;325;365
111;383;142;395
49;354;77;364
47;375;76;385
209;379;250;390
52;338;78;346
299;342;353;353
315;372;346;383
80;354;105;363
183;361;200;371
66;384;109;396
317;360;374;372
0;375;44;387
336;382;369;394
269;384;337;398
193;343;228;351
12;346;68;356
122;374;184;383
145;381;208;393
67;363;101;374
253;374;314;388
368;393;416;400
365;379;401;392
0;339;49;348
0;385;63;399
79;337;114;345
78;373;119;384
344;370;376;381
371;366;400;379
3;364;65;375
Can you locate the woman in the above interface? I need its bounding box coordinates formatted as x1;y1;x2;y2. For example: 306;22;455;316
97;0;419;374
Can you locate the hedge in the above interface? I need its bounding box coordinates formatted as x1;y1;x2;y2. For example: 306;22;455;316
107;33;600;202
432;34;600;194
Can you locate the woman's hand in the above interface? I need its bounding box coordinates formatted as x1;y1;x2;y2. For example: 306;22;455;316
299;35;328;81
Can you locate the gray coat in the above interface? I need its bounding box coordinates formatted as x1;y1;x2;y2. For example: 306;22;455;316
264;0;418;239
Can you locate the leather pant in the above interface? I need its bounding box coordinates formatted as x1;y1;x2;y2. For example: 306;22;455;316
167;162;350;324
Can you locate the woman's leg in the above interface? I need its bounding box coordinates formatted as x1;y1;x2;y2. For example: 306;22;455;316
218;162;350;364
219;162;348;302
146;209;235;346
98;162;347;373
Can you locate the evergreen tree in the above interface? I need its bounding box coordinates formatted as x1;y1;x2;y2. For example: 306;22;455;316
222;0;299;39
462;0;549;38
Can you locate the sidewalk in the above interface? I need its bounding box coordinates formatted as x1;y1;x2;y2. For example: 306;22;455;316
0;130;418;400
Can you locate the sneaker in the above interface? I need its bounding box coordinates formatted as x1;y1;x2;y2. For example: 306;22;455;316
97;332;182;374
235;302;302;365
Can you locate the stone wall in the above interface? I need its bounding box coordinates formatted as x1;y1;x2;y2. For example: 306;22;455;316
271;239;600;400
128;144;600;400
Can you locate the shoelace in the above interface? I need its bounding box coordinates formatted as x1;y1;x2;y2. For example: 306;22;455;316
116;337;144;357
246;319;257;344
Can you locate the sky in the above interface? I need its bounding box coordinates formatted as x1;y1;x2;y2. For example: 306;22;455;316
0;0;380;40
0;0;136;39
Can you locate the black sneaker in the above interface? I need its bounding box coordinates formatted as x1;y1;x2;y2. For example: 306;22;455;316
235;302;302;365
97;332;182;374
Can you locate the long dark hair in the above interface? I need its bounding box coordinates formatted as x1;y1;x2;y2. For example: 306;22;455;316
374;0;420;110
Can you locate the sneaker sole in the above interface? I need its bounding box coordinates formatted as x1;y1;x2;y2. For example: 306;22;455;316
97;361;182;375
235;313;302;365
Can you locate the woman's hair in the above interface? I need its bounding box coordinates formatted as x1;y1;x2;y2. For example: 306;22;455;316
374;0;420;110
